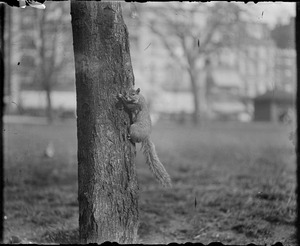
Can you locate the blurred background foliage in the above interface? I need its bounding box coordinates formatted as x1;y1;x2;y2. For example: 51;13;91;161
3;2;296;125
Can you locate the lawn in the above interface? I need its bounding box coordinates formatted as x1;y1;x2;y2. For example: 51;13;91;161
3;119;297;244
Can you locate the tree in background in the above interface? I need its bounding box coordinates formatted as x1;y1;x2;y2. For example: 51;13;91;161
5;2;72;122
71;1;138;243
146;2;249;124
271;17;295;49
4;6;22;112
32;3;70;123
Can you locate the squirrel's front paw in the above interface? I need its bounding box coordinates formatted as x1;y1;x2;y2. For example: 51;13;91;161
127;134;136;145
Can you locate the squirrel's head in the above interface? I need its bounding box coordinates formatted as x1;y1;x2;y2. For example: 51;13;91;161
124;88;141;103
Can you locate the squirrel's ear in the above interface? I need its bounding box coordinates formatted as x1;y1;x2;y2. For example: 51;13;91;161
136;88;140;94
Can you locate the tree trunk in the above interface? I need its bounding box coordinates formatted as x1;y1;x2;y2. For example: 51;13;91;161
71;1;138;244
295;3;300;245
45;84;53;124
9;7;21;110
204;58;214;119
34;10;53;122
188;70;200;125
4;6;11;100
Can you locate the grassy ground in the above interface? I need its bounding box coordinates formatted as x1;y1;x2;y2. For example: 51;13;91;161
3;119;297;244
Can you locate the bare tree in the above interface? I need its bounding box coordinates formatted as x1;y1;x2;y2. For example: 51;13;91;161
71;1;138;243
5;7;21;112
32;4;68;123
147;2;247;124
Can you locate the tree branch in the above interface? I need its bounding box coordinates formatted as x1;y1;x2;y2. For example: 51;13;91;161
148;23;188;71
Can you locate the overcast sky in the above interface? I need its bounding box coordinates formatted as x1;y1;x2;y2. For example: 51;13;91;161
240;2;296;27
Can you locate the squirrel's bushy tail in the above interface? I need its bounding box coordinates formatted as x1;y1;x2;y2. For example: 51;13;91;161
141;138;172;188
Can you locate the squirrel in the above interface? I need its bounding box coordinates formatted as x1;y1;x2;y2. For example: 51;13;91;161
117;88;172;188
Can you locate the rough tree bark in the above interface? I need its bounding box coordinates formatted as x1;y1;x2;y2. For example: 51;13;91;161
296;3;300;245
71;1;138;244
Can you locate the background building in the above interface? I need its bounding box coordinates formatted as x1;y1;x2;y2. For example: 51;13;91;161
254;90;295;123
4;2;296;123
